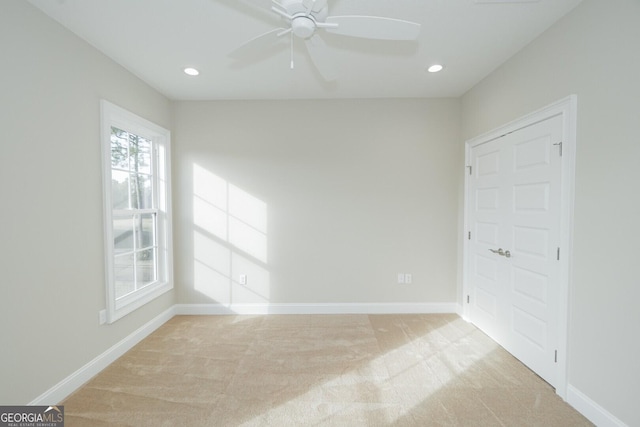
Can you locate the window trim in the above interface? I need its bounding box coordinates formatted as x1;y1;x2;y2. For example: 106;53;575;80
100;100;173;323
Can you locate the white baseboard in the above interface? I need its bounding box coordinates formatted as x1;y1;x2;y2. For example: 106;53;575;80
174;302;459;316
566;385;628;427
29;306;176;405
455;303;464;317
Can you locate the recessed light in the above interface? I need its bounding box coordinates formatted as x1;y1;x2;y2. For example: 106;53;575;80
183;67;200;76
427;64;444;73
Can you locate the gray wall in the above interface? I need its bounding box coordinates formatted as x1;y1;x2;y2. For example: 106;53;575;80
461;0;640;424
0;1;175;404
172;99;462;307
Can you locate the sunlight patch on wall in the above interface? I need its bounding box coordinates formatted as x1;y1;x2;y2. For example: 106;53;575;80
229;215;267;264
193;230;232;303
232;252;270;302
192;163;269;305
193;164;267;263
193;196;227;241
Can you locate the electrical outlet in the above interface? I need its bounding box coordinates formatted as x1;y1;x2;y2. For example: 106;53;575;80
239;274;247;285
398;273;413;284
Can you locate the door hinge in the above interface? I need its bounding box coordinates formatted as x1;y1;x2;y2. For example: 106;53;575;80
554;350;558;363
466;165;472;175
553;141;563;156
557;247;560;261
468;231;471;240
467;295;470;304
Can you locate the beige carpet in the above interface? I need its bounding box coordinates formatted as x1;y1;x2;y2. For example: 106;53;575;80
63;314;592;426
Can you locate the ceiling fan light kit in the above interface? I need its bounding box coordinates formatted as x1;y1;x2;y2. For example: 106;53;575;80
290;15;319;39
230;0;422;81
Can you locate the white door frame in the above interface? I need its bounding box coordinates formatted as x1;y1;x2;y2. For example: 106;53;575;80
462;95;577;399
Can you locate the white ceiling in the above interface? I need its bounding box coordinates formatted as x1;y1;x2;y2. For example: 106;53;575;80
28;0;582;101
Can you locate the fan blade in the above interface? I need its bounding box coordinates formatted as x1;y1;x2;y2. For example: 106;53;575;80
303;0;327;13
305;34;337;81
272;0;294;18
325;16;421;40
229;28;289;58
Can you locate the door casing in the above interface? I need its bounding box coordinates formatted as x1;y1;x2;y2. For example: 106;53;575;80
462;95;577;399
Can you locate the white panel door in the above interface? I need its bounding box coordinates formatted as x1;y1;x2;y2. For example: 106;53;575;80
468;139;506;344
468;115;563;387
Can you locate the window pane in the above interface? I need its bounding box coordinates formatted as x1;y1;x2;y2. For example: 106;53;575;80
130;136;152;175
111;127;129;170
136;249;157;287
113;216;134;254
112;170;130;209
136;213;156;249
114;254;135;299
130;173;152;209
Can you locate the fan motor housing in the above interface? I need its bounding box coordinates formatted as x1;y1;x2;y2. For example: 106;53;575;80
291;15;316;38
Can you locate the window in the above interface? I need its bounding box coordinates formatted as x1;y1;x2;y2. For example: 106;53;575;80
101;100;173;323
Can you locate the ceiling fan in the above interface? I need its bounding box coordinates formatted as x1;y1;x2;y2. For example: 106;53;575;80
229;0;421;81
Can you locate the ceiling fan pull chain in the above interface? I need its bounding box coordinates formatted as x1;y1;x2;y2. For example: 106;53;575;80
290;30;295;70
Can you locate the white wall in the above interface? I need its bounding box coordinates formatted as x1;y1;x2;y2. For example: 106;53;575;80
172;99;462;308
461;0;640;425
0;1;174;404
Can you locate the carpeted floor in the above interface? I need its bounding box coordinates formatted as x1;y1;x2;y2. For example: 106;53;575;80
62;314;592;426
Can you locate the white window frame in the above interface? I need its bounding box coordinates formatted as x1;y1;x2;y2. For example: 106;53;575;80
100;100;173;323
